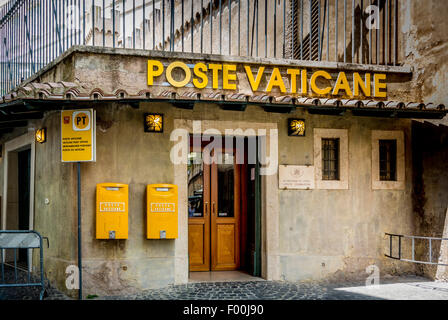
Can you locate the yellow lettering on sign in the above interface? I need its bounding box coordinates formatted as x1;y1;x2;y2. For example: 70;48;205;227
223;64;237;90
310;70;332;95
301;70;308;94
332;72;353;96
166;61;191;88
147;60;164;85
266;68;286;93
374;73;387;98
287;69;301;94
193;63;208;89
244;66;265;92
146;59;388;99
208;64;223;89
353;73;371;97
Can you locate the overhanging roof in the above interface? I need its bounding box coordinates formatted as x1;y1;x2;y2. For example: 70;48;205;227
0;81;445;136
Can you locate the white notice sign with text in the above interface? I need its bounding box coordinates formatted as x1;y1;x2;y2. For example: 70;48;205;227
279;165;315;190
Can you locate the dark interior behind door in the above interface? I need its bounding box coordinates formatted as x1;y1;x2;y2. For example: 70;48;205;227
18;149;31;263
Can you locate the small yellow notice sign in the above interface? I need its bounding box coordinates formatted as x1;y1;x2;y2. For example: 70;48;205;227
150;203;176;213
99;202;126;212
61;109;96;162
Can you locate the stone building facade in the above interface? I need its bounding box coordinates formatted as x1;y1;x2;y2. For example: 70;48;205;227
0;0;447;297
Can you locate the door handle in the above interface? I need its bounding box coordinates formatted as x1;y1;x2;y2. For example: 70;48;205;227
204;202;209;217
212;202;216;216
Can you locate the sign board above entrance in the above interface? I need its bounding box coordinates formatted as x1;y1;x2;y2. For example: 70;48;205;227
61;109;96;162
147;59;387;99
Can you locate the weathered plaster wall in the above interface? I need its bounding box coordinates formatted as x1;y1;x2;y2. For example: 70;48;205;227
277;110;416;281
80;102;176;295
399;0;448;122
79;102;281;296
0;115;78;298
8;49;421;295
32;112;78;297
401;0;448;280
412;121;448;280
6;101;415;295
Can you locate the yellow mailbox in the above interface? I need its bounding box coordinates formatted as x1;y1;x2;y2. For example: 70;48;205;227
96;183;129;239
147;184;178;239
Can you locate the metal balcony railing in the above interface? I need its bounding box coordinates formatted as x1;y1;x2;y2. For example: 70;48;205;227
0;0;400;95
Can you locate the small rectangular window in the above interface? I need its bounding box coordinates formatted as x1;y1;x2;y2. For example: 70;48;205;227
322;138;340;180
379;140;397;181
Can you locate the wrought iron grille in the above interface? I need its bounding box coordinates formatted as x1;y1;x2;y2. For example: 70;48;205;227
322;137;339;180
385;233;448;267
379;139;396;181
0;0;401;94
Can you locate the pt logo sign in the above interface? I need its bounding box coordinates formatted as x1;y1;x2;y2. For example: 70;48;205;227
61;109;96;162
72;111;91;131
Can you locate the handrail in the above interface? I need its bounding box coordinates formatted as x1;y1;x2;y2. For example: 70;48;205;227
385;233;448;267
0;230;46;300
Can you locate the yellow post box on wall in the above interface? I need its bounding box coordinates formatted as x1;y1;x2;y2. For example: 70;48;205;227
147;184;178;239
96;183;129;239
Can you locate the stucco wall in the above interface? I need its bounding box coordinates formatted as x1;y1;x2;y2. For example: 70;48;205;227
32;112;79;297
65;49;420;291
400;0;448;123
401;0;448;279
0;100;414;296
0;118;78;297
277;111;416;281
412;121;448;280
80;102;177;295
0;49;423;296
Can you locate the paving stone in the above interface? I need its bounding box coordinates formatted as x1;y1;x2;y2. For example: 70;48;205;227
2;269;448;300
0;266;69;300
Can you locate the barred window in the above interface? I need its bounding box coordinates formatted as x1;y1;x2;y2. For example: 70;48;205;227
379;140;397;181
322;138;340;180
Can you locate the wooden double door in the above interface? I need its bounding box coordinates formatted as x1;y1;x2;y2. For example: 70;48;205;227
188;145;242;271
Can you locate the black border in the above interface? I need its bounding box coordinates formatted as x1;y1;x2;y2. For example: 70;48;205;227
288;118;306;137
144;113;164;133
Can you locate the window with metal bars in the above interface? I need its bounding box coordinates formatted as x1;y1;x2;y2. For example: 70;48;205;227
379;140;397;181
322;138;340;180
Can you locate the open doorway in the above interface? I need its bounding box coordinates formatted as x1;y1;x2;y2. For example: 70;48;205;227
2;132;35;270
187;136;261;278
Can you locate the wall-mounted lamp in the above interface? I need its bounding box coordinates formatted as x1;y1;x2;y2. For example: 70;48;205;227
288;119;306;137
144;113;163;133
35;128;47;143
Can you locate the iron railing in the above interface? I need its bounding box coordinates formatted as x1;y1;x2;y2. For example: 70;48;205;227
385;233;448;267
0;230;49;300
0;0;400;95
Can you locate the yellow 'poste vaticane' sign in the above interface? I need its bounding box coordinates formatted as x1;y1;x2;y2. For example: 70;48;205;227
61;109;96;162
147;59;387;98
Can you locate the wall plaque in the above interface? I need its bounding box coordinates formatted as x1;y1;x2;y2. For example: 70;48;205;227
279;165;315;190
